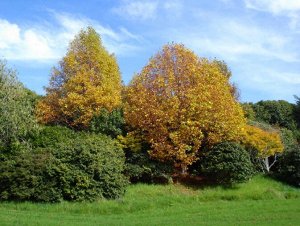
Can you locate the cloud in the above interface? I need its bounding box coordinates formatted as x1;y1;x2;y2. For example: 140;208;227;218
173;20;299;63
238;66;300;102
0;20;57;61
244;0;300;30
245;0;300;13
112;1;158;20
0;12;142;61
112;0;183;21
0;19;21;48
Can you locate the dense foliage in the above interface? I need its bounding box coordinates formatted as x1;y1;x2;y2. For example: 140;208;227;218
89;108;125;138
36;27;122;129
276;146;300;187
0;61;38;151
200;142;253;185
253;100;297;130
125;43;245;172
0;126;127;202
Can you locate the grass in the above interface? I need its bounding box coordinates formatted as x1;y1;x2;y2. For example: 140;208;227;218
0;175;299;225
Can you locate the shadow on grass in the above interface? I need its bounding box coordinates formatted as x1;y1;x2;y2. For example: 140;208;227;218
172;173;240;190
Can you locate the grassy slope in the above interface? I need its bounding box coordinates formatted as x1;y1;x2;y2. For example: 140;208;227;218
0;176;299;226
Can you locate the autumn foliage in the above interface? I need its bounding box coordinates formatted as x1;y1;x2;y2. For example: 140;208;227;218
242;125;284;158
36;27;122;128
124;43;246;170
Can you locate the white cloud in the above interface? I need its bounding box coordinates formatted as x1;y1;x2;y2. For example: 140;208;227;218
0;19;21;48
112;0;183;21
245;0;300;14
113;1;158;20
0;12;142;61
245;0;300;30
175;20;299;62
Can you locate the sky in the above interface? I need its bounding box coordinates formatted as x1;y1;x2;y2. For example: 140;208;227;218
0;0;299;103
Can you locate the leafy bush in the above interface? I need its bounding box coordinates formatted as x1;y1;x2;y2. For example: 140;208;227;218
0;150;61;202
245;147;265;173
125;150;173;184
30;125;76;148
276;146;300;187
0;128;128;202
118;133;173;184
201;142;254;185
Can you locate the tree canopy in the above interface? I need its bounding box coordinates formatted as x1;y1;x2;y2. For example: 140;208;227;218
36;27;122;129
124;43;245;171
0;60;38;150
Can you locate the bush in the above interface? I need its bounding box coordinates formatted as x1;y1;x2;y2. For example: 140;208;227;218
30;125;76;148
0;128;128;202
125;150;173;184
118;132;173;184
201;142;254;185
0;152;63;202
276;146;300;187
246;147;265;173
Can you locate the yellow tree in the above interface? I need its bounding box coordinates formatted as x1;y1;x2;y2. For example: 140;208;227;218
36;27;122;128
242;125;284;172
125;43;246;173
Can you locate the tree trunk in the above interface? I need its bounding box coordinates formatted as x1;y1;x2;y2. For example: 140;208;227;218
263;157;270;172
262;155;277;173
181;164;187;175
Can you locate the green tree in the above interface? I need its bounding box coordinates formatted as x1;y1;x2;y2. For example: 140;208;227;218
0;60;38;150
37;27;122;129
252;100;297;130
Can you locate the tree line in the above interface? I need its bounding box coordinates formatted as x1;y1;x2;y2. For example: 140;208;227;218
0;27;299;202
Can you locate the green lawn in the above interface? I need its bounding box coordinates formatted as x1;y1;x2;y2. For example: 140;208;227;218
1;176;299;226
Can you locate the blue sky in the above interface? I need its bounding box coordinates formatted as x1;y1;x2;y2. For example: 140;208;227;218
0;0;299;103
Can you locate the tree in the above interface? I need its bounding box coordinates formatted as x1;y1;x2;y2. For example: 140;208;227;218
242;125;284;172
125;43;246;173
252;100;297;131
211;59;240;100
36;27;122;129
89;108;125;138
0;60;38;150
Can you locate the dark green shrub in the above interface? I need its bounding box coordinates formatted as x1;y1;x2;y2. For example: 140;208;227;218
0;130;128;202
276;146;300;187
201;142;254;185
246;147;265;173
0;149;61;202
89;108;125;138
125;150;173;184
